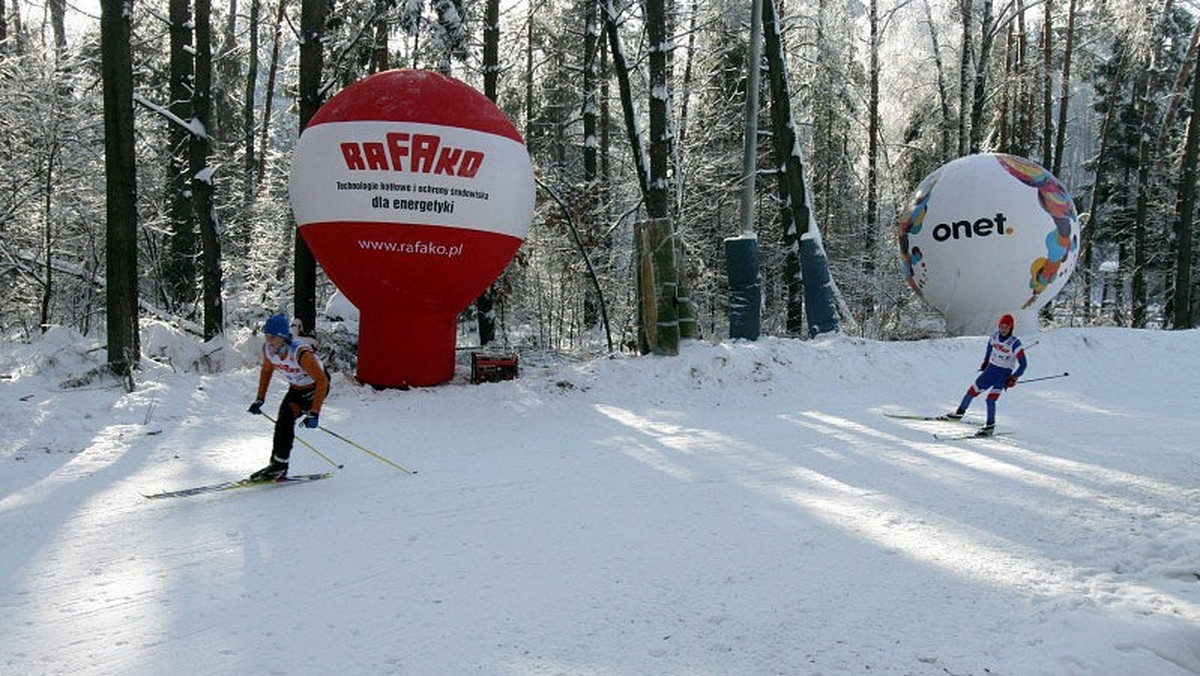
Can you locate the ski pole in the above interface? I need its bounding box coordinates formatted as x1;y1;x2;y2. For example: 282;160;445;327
318;425;416;475
1021;371;1069;384
262;413;344;469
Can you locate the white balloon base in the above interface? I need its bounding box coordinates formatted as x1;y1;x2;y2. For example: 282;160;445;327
943;308;1040;337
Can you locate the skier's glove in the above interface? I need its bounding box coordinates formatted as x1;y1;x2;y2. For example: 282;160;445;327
302;412;320;429
1005;375;1018;389
979;361;988;372
248;399;264;415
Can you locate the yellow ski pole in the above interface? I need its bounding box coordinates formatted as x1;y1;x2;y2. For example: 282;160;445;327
262;413;344;469
317;424;416;475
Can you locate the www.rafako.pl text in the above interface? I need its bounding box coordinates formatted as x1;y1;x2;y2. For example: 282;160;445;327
357;240;464;258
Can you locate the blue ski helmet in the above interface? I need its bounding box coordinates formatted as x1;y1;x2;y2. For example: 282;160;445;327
263;314;292;339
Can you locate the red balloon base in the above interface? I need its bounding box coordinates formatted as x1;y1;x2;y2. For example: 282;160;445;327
355;310;457;388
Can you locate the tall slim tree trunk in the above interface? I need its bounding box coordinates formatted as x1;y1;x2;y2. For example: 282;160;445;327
1014;0;1030;153
243;0;259;199
1051;0;1076;175
958;0;974;155
1171;44;1200;329
474;0;501;345
1131;0;1173;327
166;0;196;311
40;143;58;332
8;0;24;54
581;0;601;329
602;0;649;198
644;0;680;353
371;0;390;73
763;0;840;336
923;0;952;160
101;0;140;381
998;25;1012;150
1040;0;1053;169
257;0;287;188
194;0;224;339
968;0;994;153
215;0;239;146
1082;50;1127;322
866;0;880;282
294;0;327;333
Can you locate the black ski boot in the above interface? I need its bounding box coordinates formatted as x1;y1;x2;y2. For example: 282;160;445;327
975;423;995;437
249;461;289;482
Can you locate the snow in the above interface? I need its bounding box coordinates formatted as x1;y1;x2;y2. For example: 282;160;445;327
1;323;1198;676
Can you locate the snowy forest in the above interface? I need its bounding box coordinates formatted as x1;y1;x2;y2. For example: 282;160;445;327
0;0;1195;378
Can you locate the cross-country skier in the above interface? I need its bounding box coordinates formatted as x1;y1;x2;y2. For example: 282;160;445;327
940;313;1027;436
246;314;329;480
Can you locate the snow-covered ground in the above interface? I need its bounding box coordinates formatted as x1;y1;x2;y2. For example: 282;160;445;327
1;323;1198;675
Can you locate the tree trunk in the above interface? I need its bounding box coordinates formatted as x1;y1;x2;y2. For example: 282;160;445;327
372;0;390;73
40;143;58;332
48;0;66;54
484;0;500;99
101;0;140;381
1131;0;1173;327
645;0;682;352
294;0;327;333
1171;44;1200;329
602;0;649;199
957;0;973;155
923;0;953;160
165;0;196;312
582;0;598;182
763;0;840;336
257;0;287;188
1051;0;1076;175
1082;50;1127;322
968;0;993;153
474;0;501;346
866;0;879;281
581;0;601;330
640;218;680;354
243;0;259;199
215;0;239;146
193;0;224;339
1040;0;1053;169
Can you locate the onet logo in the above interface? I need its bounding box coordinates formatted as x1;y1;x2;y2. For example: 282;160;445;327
931;213;1011;242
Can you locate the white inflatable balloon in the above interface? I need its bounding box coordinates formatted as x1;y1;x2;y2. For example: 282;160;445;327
898;153;1080;335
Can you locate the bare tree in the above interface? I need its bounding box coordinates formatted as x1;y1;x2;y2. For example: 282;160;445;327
763;0;841;336
101;0;140;381
243;0;260;199
165;0;195;311
294;0;328;333
194;0;224;338
1172;43;1200;329
968;0;994;152
257;0;288;188
1051;0;1077;175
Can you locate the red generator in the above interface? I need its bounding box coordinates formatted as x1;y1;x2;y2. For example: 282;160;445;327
470;353;519;384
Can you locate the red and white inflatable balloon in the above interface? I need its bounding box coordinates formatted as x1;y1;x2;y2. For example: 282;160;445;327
289;70;535;387
898;153;1080;335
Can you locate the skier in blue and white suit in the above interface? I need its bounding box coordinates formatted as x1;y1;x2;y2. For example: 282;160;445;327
941;314;1027;436
246;314;329;481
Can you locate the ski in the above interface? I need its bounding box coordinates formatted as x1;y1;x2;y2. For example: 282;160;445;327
143;472;332;500
934;430;1012;441
884;412;982;424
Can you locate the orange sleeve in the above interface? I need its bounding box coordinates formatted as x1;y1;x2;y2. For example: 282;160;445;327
256;357;274;400
298;350;329;413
